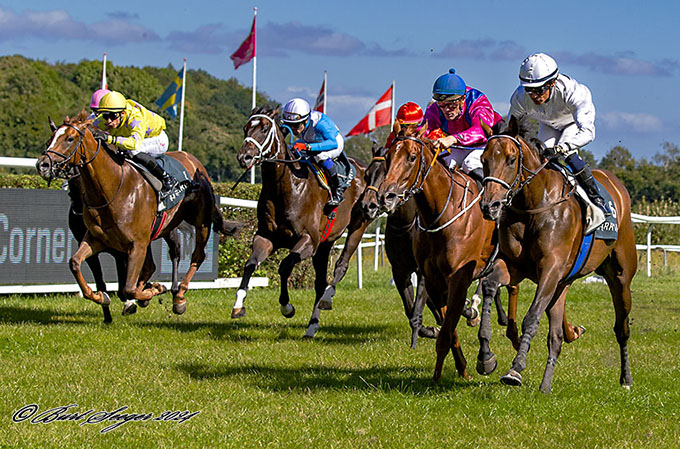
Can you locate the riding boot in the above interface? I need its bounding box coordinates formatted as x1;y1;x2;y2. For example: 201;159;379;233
468;168;484;191
133;152;177;199
322;159;344;208
575;166;611;216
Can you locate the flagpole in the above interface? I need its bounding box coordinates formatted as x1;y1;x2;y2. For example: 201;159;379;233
101;53;107;89
323;70;327;115
390;80;395;130
250;6;258;184
178;59;187;152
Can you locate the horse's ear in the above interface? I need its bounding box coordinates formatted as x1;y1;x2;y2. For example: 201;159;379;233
417;120;428;138
508;115;520;138
77;108;89;121
393;120;401;135
480;119;493;138
48;116;57;132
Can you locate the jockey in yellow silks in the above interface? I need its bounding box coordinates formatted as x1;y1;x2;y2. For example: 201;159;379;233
91;91;177;199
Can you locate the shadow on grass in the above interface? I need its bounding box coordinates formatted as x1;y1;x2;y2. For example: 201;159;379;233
0;304;101;326
175;361;483;394
133;319;393;345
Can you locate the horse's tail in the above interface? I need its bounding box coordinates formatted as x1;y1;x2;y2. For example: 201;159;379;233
211;203;244;236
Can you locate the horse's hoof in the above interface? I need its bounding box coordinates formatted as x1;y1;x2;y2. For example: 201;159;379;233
173;301;187;315
138;300;150;308
318;298;333;310
281;303;295;318
303;323;319;339
100;292;111;306
153;283;168;295
418;326;438;339
476;354;497;376
122;300;137;316
466;308;480;327
231;307;246;319
500;369;523;386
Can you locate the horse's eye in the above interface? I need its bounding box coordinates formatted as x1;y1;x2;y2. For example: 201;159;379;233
508;156;516;165
408;154;417;163
66;136;74;143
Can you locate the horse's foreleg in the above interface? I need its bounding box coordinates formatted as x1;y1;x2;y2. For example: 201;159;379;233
318;215;370;310
434;271;471;382
232;235;274;319
70;237;110;308
506;284;520;350
477;260;510;375
165;229;181;300
501;266;561;388
173;225;209;315
121;244;155;316
463;280;481;327
558;284;585;344
305;242;333;338
539;286;568;394
83;254;112;323
278;234;315;320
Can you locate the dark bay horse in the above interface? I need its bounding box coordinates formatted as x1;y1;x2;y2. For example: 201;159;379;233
361;144;442;349
377;122;497;382
233;104;370;338
478;117;636;393
36;112;240;317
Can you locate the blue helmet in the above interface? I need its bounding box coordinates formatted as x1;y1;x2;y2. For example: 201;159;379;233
432;68;466;101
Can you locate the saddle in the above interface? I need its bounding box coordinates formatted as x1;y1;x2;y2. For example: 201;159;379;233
127;155;194;212
549;162;618;240
307;152;356;198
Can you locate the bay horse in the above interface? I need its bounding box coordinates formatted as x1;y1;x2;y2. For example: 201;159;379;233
233;104;370;338
36;111;240;317
68;175;182;323
478;116;636;393
376;122;497;382
360;144;442;349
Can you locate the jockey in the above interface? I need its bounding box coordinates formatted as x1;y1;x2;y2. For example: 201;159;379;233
282;97;346;208
423;68;503;185
385;101;424;148
509;53;611;227
91;91;178;200
88;88;110;117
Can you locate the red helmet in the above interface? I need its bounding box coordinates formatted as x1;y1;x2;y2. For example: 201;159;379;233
396;102;423;125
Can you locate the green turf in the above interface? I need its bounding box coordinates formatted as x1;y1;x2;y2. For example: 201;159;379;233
1;261;679;448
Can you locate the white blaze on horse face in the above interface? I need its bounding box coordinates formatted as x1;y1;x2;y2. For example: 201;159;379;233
46;127;67;152
250;119;260;127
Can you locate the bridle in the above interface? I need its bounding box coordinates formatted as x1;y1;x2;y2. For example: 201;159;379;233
482;134;548;208
241;114;285;165
42;123;102;179
42;122;124;210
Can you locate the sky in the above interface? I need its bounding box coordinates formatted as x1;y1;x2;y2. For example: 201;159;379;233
1;0;678;161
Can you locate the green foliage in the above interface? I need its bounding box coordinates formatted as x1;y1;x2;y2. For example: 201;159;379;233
0;55;265;182
632;197;680;244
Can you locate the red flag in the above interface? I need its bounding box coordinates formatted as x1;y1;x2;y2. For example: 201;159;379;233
314;76;325;113
346;85;393;136
230;13;257;69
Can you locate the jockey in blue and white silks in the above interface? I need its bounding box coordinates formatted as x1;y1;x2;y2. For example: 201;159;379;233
282;98;345;207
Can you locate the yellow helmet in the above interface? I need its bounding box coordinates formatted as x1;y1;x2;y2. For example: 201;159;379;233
98;91;127;112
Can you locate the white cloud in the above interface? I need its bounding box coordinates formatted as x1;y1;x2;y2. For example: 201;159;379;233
599;111;664;133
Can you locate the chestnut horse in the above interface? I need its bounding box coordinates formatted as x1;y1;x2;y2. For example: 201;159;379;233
233;104;369;338
377;122;497;382
478;117;636;393
67;177;182;323
361;144;442;349
36;112;240;316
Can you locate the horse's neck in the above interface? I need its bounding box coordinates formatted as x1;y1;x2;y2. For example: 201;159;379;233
79;149;123;202
517;151;566;210
415;155;460;222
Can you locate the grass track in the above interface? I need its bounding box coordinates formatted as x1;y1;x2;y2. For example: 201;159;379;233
1;263;679;448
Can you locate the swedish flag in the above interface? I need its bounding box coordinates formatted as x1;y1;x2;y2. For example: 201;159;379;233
155;69;183;119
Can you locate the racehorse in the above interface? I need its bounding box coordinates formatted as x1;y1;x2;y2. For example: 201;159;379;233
376;122;497;382
233;104;370;338
68;175;182;323
478;116;636;393
36;111;240;317
361;144;446;349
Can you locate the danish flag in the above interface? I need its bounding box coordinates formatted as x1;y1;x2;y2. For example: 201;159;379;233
346;84;393;136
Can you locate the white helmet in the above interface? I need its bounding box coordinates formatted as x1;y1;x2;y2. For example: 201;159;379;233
519;53;559;87
282;98;311;124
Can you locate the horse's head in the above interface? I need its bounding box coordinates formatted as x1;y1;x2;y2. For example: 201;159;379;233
479;116;543;220
360;143;388;220
36;112;97;182
377;121;429;214
238;104;283;169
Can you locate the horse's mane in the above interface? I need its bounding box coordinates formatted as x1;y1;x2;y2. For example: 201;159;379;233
252;102;281;120
496;116;546;158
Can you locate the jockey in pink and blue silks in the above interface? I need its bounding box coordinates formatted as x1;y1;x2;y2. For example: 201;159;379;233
423;68;502;184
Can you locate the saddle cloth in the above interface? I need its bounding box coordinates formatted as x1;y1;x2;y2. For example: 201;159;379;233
127;154;193;212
